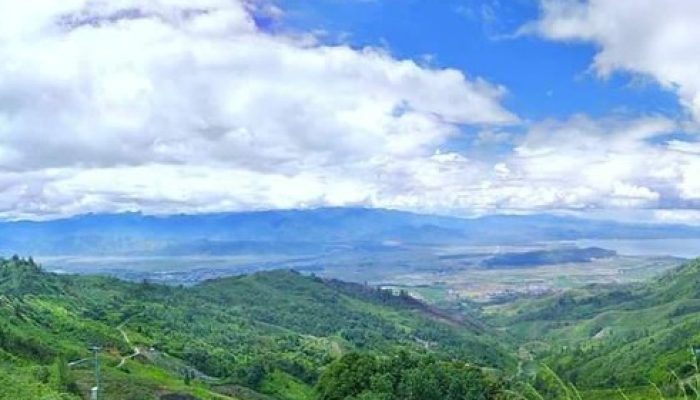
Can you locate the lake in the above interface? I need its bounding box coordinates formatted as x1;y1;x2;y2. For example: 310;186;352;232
571;239;700;258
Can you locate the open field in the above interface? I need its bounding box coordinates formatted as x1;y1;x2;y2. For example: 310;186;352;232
381;255;682;303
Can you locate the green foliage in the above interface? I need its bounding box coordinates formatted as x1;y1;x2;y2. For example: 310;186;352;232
0;364;79;400
52;356;79;395
0;257;512;399
316;352;502;400
494;258;700;396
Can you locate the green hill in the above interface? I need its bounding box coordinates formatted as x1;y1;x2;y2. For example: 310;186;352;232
11;254;700;399
0;257;513;399
491;258;700;397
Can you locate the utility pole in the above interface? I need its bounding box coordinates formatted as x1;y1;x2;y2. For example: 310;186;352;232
90;346;102;400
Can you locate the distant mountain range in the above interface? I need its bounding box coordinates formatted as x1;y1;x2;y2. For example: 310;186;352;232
1;207;700;256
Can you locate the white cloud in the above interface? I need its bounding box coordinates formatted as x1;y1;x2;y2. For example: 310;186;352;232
654;210;700;226
525;0;700;121
361;116;699;214
0;0;519;218
498;0;700;218
499;115;700;211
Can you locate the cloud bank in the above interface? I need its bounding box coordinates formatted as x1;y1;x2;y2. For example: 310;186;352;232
0;0;519;218
1;0;700;221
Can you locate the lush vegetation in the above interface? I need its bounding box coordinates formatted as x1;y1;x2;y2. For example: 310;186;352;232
491;258;700;398
316;352;503;400
9;254;700;399
0;257;513;399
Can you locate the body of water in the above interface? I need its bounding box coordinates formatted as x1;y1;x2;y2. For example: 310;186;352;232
571;239;700;259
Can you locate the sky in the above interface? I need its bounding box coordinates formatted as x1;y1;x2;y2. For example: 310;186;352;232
0;0;699;223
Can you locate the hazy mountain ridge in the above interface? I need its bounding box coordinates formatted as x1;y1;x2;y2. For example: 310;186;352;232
2;208;700;256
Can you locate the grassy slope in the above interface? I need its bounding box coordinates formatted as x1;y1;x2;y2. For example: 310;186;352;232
0;258;513;399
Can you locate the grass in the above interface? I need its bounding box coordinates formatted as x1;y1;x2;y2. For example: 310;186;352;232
259;370;314;400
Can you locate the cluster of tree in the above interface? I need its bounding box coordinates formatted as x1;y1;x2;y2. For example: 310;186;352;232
316;352;503;400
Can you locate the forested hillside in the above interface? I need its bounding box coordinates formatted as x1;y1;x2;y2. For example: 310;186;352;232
0;257;512;399
12;254;700;399
492;258;700;398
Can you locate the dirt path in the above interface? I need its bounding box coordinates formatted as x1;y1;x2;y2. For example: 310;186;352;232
117;323;141;368
68;358;90;367
115;321;218;382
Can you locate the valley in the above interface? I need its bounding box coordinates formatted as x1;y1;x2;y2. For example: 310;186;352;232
16;209;691;304
37;241;684;302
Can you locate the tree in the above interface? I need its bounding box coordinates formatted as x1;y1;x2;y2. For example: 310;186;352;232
52;357;78;394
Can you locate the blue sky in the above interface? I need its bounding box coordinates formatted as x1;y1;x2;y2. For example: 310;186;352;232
275;0;681;122
0;0;699;223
